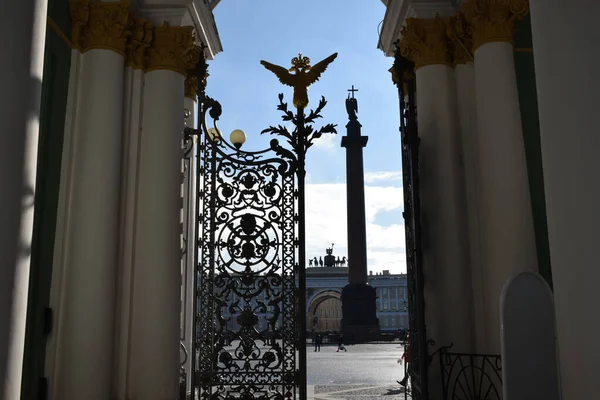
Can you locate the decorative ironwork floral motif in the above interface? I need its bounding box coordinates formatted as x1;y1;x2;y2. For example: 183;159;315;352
195;110;297;399
392;42;430;400
188;49;336;399
191;82;335;399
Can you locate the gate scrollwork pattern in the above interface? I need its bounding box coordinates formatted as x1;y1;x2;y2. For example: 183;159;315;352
190;48;336;399
195;94;299;399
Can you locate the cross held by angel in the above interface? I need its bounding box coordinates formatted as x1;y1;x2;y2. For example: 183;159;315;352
260;53;338;109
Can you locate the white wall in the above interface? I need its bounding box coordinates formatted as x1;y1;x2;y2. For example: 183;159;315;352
530;1;600;398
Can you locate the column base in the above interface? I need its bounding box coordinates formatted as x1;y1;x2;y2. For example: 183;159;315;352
341;284;380;343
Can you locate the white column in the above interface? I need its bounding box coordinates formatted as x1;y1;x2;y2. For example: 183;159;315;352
0;0;48;398
529;1;600;398
52;47;125;400
111;17;155;399
47;4;130;398
416;64;474;352
401;17;475;356
401;16;475;400
464;0;538;353
127;67;185;400
469;31;537;354
454;61;487;352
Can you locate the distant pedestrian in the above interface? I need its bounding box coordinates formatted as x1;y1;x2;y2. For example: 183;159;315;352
397;334;411;386
336;334;347;352
314;334;322;352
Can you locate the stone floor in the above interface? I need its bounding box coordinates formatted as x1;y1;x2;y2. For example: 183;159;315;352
307;342;410;399
309;384;410;400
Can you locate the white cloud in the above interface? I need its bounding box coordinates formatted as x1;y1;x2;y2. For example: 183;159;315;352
310;132;337;151
305;182;406;274
364;170;403;183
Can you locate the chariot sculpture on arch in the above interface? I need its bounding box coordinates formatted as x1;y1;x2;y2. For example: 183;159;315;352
309;243;348;268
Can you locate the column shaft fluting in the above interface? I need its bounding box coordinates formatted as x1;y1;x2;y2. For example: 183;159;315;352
530;1;600;397
0;0;48;398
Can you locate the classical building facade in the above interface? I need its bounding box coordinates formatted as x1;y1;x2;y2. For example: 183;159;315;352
215;266;408;335
2;0;600;399
215;247;408;336
305;251;408;334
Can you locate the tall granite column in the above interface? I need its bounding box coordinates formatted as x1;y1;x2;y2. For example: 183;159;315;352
340;92;379;342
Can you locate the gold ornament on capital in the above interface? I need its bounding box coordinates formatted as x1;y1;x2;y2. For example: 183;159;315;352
399;16;452;70
126;17;153;69
70;0;130;55
184;45;205;99
145;23;195;76
447;13;474;65
462;0;529;52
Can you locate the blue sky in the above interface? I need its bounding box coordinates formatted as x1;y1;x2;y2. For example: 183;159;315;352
208;0;406;273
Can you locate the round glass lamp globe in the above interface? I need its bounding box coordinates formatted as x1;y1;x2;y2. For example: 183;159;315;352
230;129;247;149
207;127;221;142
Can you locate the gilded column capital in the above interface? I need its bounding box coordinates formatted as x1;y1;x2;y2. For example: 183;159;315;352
399;16;452;70
462;0;529;51
447;13;473;65
126;17;153;69
146;24;195;76
70;0;131;56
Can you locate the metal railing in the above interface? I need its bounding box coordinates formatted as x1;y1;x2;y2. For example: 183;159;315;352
439;346;502;400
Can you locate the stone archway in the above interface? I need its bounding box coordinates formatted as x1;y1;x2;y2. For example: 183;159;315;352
308;290;343;332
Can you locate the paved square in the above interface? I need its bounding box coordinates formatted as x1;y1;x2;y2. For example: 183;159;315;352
307;342;409;399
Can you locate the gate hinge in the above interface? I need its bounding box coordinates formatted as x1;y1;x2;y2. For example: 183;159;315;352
43;307;53;335
38;377;48;400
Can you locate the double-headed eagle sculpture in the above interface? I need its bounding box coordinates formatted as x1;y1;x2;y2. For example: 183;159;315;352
260;52;338;109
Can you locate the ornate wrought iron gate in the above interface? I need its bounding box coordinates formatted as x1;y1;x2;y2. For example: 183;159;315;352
188;51;336;400
392;45;430;400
